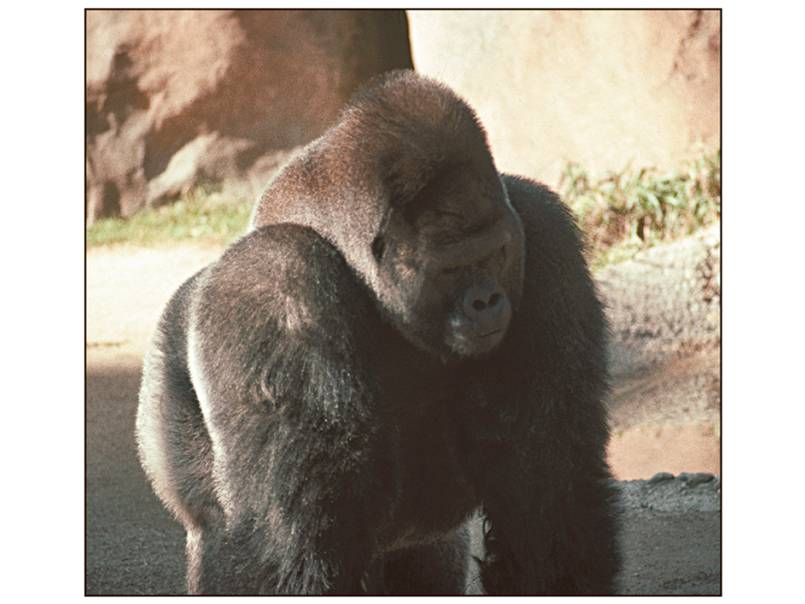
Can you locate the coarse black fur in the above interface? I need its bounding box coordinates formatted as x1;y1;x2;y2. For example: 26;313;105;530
136;70;620;595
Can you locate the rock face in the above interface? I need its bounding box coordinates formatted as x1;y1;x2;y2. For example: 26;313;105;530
86;10;412;221
599;224;721;379
408;10;720;187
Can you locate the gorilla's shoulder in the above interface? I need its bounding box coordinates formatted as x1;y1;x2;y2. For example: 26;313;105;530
502;174;581;241
502;173;588;268
192;224;377;343
220;224;351;283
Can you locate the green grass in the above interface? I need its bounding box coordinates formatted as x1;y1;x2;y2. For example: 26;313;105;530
87;148;721;268
86;189;253;248
560;147;721;268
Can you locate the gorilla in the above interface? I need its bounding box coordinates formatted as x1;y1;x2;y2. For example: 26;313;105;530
136;70;620;595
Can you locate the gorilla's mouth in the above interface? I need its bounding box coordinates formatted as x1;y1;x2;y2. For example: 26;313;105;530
470;327;506;349
447;324;508;359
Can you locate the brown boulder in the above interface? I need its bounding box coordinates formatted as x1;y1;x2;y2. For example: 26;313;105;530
408;10;720;186
86;9;412;221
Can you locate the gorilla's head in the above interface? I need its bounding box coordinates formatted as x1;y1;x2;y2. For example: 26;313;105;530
370;165;525;360
346;72;526;360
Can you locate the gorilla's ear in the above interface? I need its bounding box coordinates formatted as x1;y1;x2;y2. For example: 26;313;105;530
371;235;386;261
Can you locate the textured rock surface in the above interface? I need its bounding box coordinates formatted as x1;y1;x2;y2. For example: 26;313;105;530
599;224;721;379
86;9;412;221
409;9;720;187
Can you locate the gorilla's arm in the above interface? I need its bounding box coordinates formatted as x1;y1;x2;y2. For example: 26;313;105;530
459;175;620;594
187;225;396;594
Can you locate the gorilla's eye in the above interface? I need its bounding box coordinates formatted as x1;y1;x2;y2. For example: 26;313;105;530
371;236;386;261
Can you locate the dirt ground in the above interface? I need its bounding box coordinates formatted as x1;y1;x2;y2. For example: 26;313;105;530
86;243;721;595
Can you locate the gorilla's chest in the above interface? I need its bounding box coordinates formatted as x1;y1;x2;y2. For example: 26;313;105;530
379;386;479;551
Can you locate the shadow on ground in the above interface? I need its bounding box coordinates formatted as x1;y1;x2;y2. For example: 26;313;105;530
86;355;184;594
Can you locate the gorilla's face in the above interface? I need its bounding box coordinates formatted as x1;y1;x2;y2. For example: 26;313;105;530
372;168;525;360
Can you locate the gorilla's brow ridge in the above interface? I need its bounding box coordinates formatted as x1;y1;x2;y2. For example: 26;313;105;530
425;213;505;252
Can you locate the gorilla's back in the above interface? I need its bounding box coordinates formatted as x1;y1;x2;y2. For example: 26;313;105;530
136;269;223;531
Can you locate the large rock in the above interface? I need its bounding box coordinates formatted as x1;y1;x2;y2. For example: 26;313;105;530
599;224;720;379
86;10;412;221
408;10;720;186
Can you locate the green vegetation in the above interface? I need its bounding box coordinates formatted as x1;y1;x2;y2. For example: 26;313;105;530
560;147;720;268
86;188;253;248
87;148;721;269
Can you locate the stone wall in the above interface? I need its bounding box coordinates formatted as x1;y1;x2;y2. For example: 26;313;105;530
86;9;412;221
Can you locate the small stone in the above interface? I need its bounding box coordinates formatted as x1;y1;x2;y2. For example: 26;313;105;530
679;472;715;486
649;471;675;484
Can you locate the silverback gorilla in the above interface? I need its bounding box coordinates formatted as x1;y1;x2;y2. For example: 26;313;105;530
136;70;620;595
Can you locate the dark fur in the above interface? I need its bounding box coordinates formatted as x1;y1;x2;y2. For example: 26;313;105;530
136;70;619;594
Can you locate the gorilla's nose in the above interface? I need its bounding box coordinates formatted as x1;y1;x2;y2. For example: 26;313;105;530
463;282;505;323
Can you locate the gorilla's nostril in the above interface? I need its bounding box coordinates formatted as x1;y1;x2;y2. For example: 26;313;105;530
464;282;505;318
